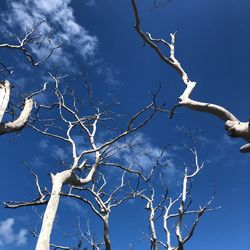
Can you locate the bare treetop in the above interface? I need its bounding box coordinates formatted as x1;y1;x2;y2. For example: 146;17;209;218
5;73;164;250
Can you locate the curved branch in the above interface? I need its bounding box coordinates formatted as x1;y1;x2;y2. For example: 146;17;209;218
131;0;239;123
0;20;61;66
131;0;250;152
0;98;33;135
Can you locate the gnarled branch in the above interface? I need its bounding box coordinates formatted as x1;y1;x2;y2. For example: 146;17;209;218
131;0;250;153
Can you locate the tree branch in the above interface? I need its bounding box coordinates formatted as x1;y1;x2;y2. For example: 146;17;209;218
131;0;250;153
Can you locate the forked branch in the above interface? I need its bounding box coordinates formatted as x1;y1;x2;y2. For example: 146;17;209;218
131;0;250;153
0;20;61;66
0;80;47;135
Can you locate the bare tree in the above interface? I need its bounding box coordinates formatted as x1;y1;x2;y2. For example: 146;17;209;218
61;171;137;250
131;0;250;153
76;220;104;250
133;148;220;250
0;20;59;135
4;74;161;250
1;3;227;249
0;19;60;67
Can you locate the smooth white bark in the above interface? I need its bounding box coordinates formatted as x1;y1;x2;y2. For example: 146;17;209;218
0;80;33;135
0;81;11;122
131;0;250;153
35;171;71;250
0;98;33;134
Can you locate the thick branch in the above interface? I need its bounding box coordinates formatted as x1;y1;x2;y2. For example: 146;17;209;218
0;98;33;135
0;80;11;122
131;0;250;152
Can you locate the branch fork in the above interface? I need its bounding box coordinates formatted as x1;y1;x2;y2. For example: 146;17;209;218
131;0;250;152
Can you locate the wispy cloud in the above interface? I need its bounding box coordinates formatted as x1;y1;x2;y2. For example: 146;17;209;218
104;133;186;189
38;138;80;161
195;132;243;166
85;0;96;7
0;218;28;247
97;64;123;87
37;139;68;166
62;199;87;214
38;139;49;150
222;134;239;146
52;145;67;160
32;156;45;168
109;133;173;171
1;0;98;65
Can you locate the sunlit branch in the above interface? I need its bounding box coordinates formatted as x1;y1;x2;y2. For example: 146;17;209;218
0;20;61;66
131;0;250;153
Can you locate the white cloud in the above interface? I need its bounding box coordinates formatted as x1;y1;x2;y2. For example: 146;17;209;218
62;199;87;214
16;229;28;246
38;139;49;150
32;156;45;168
103;133;185;188
198;135;214;146
97;64;122;86
0;218;28;247
86;0;96;7
200;133;241;165
222;134;238;146
1;0;98;64
39;139;67;159
33;92;49;105
52;145;67;160
110;133;172;171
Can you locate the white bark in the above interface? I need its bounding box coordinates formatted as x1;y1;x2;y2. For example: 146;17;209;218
131;0;250;153
0;98;33;134
148;203;158;250
163;197;180;250
35;170;71;250
23;73;158;248
0;80;33;135
0;81;11;122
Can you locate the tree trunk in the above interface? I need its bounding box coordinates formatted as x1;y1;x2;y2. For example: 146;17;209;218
149;209;158;250
103;216;111;250
35;171;71;250
151;238;158;250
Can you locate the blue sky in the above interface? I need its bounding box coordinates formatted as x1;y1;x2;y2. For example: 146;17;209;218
0;0;249;249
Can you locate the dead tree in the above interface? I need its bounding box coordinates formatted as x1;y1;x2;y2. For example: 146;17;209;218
62;171;137;250
4;74;160;250
131;0;250;153
135;148;220;250
0;20;59;135
0;19;60;67
0;80;33;134
76;220;104;250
